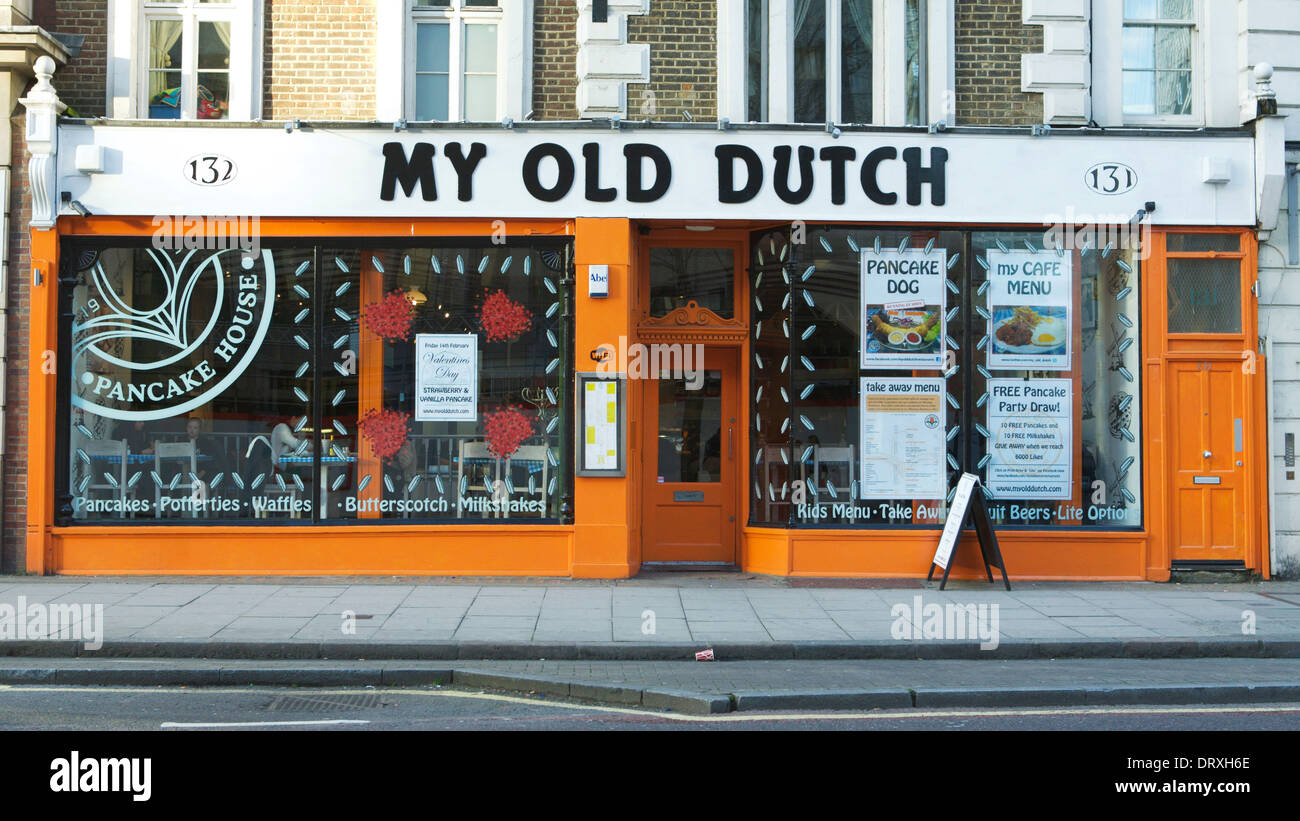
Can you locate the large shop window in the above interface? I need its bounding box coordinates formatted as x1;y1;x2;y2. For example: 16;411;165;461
751;226;1142;530
60;239;573;525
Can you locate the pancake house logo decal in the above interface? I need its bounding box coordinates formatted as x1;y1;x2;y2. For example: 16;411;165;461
378;141;949;206
72;248;276;421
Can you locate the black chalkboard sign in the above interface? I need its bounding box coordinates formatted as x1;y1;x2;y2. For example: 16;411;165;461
927;473;1010;590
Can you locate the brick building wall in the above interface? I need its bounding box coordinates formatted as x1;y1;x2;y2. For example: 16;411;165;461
533;0;578;120
51;0;107;118
626;0;717;122
262;0;376;120
954;0;1043;126
4;112;32;573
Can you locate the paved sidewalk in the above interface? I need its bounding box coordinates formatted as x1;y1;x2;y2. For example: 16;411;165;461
1;576;1299;653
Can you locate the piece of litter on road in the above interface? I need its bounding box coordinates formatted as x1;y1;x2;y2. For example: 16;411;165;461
695;648;715;661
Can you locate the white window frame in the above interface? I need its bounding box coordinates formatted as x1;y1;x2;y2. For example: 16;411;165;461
107;0;261;120
717;0;952;126
1117;0;1199;126
376;0;531;123
1092;0;1244;128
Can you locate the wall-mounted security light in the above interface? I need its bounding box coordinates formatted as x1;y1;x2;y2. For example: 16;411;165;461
285;119;301;133
61;192;91;217
717;117;731;131
928;120;947;134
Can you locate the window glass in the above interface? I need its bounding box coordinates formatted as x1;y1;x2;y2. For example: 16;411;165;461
415;23;451;120
147;19;183;119
318;242;569;521
971;230;1143;530
658;372;723;483
1167;258;1242;334
749;226;1143;531
649;248;734;318
750;230;793;523
463;23;498;120
904;0;922;125
793;0;826;123
746;0;768;122
67;244;316;521
1166;233;1239;253
1122;2;1194;116
197;21;230;120
841;0;872;123
63;240;572;525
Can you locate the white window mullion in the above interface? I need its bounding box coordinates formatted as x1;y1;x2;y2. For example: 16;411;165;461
926;0;954;124
449;19;464;120
825;0;841;123
181;13;197;120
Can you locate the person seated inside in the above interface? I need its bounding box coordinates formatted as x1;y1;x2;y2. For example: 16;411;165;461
119;420;155;455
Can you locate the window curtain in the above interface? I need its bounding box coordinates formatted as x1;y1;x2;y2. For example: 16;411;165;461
845;0;872;52
148;19;183;100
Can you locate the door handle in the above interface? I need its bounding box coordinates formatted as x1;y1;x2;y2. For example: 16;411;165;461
728;427;733;460
1202;450;1212;458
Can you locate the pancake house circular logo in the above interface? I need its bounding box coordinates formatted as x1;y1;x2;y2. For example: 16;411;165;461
71;248;276;421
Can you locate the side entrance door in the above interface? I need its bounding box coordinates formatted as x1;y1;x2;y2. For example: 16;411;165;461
641;346;739;563
1167;359;1249;561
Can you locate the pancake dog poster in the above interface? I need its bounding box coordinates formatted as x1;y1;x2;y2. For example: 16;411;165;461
861;247;947;370
987;250;1072;371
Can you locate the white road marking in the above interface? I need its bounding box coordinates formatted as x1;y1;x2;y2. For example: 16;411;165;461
161;719;370;728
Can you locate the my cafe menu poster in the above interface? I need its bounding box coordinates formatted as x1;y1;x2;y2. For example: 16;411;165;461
986;250;1072;371
861;247;947;370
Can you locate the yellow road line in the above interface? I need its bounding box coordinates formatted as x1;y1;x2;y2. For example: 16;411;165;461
3;684;1299;724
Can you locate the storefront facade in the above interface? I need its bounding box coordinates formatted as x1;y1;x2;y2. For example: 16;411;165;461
20;84;1270;578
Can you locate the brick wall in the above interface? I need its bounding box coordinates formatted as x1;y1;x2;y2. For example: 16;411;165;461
954;0;1043;125
4;110;32;573
627;0;717;121
533;0;578;120
52;0;107;118
262;0;376;120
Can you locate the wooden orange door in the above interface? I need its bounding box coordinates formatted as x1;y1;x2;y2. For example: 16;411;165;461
642;347;739;563
1167;359;1248;561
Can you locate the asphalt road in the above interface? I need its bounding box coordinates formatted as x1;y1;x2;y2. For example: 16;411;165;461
3;684;1300;731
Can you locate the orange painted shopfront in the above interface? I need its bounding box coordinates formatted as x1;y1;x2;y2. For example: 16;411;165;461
27;122;1271;580
30;215;1269;581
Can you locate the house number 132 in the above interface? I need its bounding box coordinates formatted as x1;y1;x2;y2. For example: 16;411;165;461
185;154;237;186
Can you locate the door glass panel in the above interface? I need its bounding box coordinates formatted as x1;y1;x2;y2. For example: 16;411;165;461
1167;258;1241;333
1166;233;1239;253
657;370;722;483
649;248;734;318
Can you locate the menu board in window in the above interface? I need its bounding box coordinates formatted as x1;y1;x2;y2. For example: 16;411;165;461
859;377;947;500
985;378;1072;500
575;372;626;477
987;250;1073;371
861;247;947;370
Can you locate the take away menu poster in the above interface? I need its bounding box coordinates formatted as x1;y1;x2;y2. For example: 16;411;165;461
860;377;947;500
986;249;1073;371
861;247;947;370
